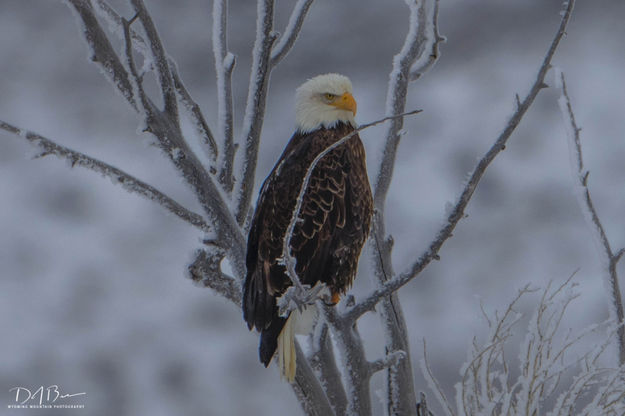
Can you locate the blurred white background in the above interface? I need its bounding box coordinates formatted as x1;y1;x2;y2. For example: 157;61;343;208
1;1;624;414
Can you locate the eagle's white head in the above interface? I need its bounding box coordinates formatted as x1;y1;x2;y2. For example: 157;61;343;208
295;73;357;133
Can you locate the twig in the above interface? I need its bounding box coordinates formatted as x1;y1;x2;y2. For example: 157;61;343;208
291;341;336;416
371;1;436;414
319;303;372;416
346;0;576;323
121;15;150;115
64;0;137;110
212;0;236;191
129;0;178;118
269;0;315;67
170;63;219;166
369;350;406;375
0;120;211;233
308;322;347;415
556;70;625;365
409;0;444;81
187;248;241;305
92;0;218;166
234;0;278;225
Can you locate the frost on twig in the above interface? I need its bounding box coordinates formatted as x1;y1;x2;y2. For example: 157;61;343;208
93;0;218;166
555;69;625;365
64;0;137;110
188;248;241;306
409;0;444;81
269;0;315;67
308;321;347;415
369;350;406;375
370;1;442;413
0;120;211;233
234;0;278;225
212;0;236;191
421;277;625;416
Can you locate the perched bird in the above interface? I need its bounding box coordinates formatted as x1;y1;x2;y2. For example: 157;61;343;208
243;73;373;382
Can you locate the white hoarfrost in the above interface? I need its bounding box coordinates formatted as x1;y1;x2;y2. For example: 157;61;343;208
421;279;625;416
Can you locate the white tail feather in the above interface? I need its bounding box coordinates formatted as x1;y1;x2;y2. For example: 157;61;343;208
277;314;296;382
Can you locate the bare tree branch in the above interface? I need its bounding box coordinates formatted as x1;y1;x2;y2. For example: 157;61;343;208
556;70;625;365
409;0;444;81
212;0;236;192
291;341;336;416
320;303;372;416
121;14;150;114
269;0;315;67
369;350;406;375
369;0;435;413
90;0;247;276
308;322;347;415
170;63;219;168
0;120;211;233
346;0;576;322
64;0;137;110
234;0;278;225
129;0;178;118
188;248;240;305
92;0;219;166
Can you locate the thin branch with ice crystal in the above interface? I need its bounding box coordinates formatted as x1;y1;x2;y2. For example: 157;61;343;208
129;0;179;118
64;0;137;110
0;120;211;233
234;0;278;225
369;0;438;413
556;70;625;365
269;0;315;67
213;0;236;191
308;321;347;415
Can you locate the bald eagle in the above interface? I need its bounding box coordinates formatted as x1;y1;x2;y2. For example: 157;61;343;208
243;73;373;382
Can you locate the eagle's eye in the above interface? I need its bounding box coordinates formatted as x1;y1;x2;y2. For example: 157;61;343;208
323;93;337;102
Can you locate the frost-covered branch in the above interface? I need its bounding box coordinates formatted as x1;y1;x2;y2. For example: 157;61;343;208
212;0;236;192
64;0;137;110
68;0;247;276
0;120;211;233
291;342;336;416
129;0;178;118
308;322;347;415
93;0;218;165
409;0;444;81
369;0;438;413
188;248;240;305
369;350;406;375
234;0;278;225
170;63;219;167
269;0;315;67
348;0;576;323
556;70;625;365
422;277;625;415
320;303;372;416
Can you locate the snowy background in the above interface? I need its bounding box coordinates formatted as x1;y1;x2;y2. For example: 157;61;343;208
1;0;624;415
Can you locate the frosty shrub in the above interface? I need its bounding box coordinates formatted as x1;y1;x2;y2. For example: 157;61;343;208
421;278;625;416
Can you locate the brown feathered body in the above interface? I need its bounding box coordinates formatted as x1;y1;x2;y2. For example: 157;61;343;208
243;121;373;367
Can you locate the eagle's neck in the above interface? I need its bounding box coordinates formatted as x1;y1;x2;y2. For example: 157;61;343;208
295;107;356;134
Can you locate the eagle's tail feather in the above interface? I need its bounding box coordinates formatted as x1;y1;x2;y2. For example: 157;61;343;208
277;314;296;382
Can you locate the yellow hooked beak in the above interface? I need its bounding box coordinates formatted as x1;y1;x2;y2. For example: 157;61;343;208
330;92;357;116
